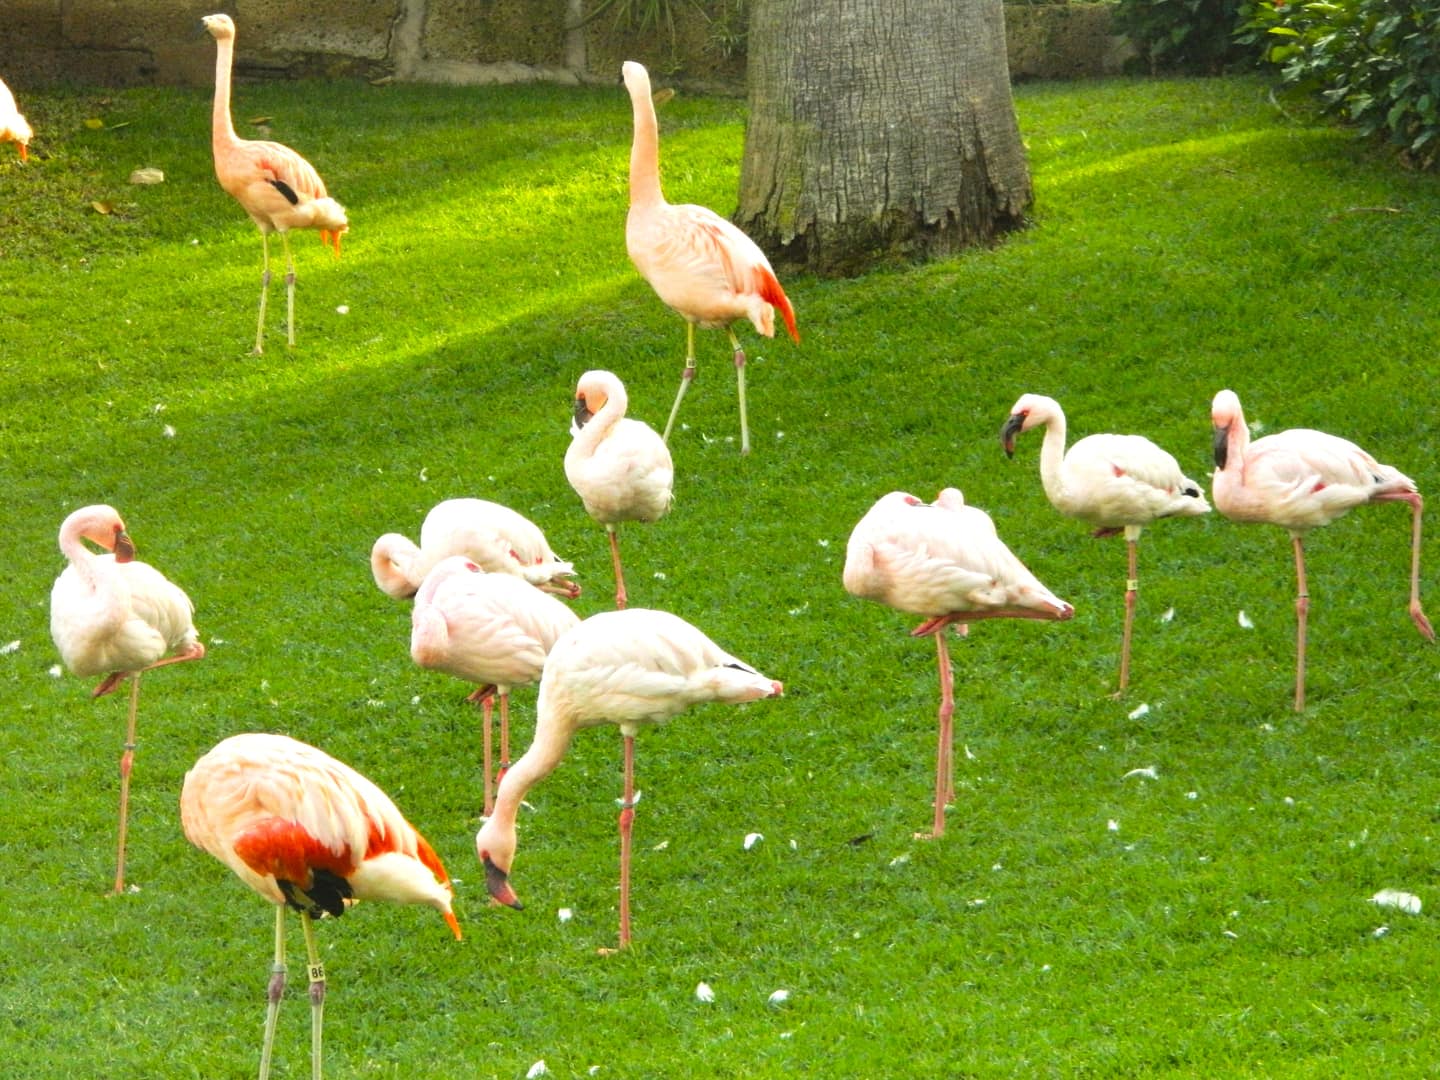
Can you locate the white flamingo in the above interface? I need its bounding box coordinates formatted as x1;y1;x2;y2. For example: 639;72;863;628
1210;388;1432;710
1001;392;1210;690
371;497;579;600
474;608;782;950
844;488;1073;838
49;504;205;893
410;555;581;815
564;369;674;610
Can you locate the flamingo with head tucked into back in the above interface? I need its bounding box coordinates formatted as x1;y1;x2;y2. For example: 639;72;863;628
49;504;205;893
1001;392;1210;691
203;13;348;354
622;60;799;454
372;497;580;601
1210;388;1432;711
844;488;1073;839
0;75;32;161
181;732;460;1080
475;607;782;951
409;555;581;815
565;369;674;610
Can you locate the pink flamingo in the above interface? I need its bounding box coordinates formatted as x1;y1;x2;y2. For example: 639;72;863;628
565;369;674;610
181;732;460;1080
475;608;782;951
1210;388;1433;711
203;13;348;354
844;489;1073;839
410;556;581;815
1001;393;1210;690
0;75;32;161
622;60;799;454
371;497;580;601
49;504;205;893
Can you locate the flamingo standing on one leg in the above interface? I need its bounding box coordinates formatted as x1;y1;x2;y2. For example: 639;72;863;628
843;489;1073;839
475;608;782;951
372;497;580;601
1210;388;1433;711
202;13;348;354
181;732;461;1080
0;75;33;161
622;60;799;454
410;556;581;815
49;504;205;893
1000;393;1210;691
564;370;674;610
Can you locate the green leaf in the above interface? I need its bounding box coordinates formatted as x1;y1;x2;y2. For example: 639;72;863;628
1267;26;1301;37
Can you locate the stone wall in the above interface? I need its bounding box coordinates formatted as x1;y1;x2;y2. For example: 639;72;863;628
0;1;1128;89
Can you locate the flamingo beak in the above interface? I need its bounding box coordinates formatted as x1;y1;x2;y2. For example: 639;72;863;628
572;396;593;431
113;530;136;563
443;910;463;941
1000;412;1025;458
482;853;523;910
1212;424;1230;470
543;577;582;599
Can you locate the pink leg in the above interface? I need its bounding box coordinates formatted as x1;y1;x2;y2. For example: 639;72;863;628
917;630;954;840
911;605;1073;637
92;641;205;699
1293;534;1309;713
113;673;141;894
497;691;512;790
481;696;494;816
608;525;628;610
1119;538;1138;691
662;323;699;445
1375;492;1434;640
617;734;636;950
731;329;750;455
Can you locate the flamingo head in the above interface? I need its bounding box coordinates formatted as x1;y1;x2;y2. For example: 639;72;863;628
201;13;236;41
1211;389;1243;470
475;821;523;910
111;523;136;563
1001;393;1058;457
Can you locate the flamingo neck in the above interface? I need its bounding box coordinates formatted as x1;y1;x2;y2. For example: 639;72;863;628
489;700;576;835
1225;410;1250;468
628;79;663;209
1035;410;1070;505
59;524;112;596
211;36;240;155
576;382;627;458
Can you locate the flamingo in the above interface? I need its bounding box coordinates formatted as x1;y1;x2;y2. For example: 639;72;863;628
475;608;782;950
372;497;580;601
202;13;348;354
1210;388;1432;711
181;732;461;1080
622;60;799;455
843;489;1073;839
0;75;32;162
564;369;674;610
410;556;581;815
1000;393;1210;691
49;504;205;893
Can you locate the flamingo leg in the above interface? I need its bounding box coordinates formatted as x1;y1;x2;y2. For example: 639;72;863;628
730;328;750;455
481;695;494;817
911;606;1072;637
255;231;272;355
301;911;325;1080
259;904;287;1080
112;672;141;894
497;690;512;789
1292;533;1309;712
607;524;628;610
1118;527;1140;691
1374;492;1434;640
282;232;297;349
917;629;955;840
615;733;637;950
662;322;698;445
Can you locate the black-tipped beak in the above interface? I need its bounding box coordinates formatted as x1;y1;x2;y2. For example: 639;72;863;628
1212;423;1230;470
482;854;523;910
113;530;136;563
1000;412;1025;458
572;396;593;430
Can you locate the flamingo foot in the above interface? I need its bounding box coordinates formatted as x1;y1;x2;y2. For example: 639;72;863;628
92;672;128;698
1410;601;1435;642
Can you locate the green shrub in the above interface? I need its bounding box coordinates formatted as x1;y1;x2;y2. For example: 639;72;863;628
1112;0;1250;73
1237;0;1440;167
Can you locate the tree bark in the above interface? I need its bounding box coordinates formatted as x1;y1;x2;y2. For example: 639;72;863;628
737;0;1032;277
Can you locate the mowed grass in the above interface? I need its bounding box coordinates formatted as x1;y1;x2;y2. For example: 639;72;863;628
2;72;1439;1077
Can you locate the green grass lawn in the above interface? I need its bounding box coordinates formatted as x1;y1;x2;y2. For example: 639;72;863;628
3;71;1439;1078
